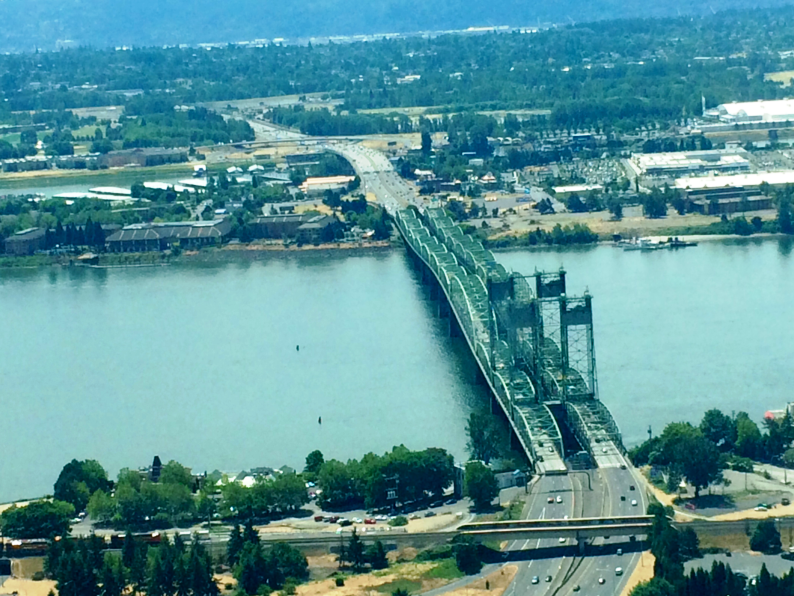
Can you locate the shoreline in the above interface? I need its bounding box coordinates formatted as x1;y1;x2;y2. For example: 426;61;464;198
0;240;395;270
3;233;791;270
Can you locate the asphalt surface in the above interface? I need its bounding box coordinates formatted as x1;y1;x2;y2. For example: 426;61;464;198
331;140;652;596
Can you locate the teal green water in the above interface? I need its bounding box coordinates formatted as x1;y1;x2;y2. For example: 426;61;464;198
497;237;794;448
0;252;487;502
3;238;794;502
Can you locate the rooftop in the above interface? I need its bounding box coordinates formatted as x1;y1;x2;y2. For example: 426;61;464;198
675;170;794;190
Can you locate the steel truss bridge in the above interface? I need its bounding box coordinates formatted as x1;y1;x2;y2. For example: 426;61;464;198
394;207;624;475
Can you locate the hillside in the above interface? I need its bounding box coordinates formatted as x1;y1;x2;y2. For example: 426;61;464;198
2;0;794;52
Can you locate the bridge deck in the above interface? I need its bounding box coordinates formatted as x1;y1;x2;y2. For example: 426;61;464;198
387;183;624;474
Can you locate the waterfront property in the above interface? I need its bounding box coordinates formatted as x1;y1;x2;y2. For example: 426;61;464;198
250;214;337;242
105;219;231;252
3;227;46;255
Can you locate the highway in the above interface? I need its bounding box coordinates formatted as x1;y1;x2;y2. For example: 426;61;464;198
330;139;651;595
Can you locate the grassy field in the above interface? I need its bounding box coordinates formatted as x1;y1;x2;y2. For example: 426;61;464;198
0;162;195;190
765;70;794;87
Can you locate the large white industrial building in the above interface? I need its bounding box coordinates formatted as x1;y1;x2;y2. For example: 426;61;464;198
706;99;794;125
628;149;750;178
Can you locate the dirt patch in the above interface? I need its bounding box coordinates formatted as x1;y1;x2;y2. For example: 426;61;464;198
619;552;655;596
0;578;57;596
696;533;751;552
441;565;518;596
11;557;44;579
295;562;439;596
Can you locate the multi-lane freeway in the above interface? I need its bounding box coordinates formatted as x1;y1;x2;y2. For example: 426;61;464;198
328;139;651;595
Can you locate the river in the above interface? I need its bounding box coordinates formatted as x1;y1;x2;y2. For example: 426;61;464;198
3;238;794;503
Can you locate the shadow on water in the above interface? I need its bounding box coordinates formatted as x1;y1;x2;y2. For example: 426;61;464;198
778;236;794;257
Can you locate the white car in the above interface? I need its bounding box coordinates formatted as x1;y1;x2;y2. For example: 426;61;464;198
559;537;566;543
352;517;363;524
631;499;638;507
556;495;563;504
615;567;624;576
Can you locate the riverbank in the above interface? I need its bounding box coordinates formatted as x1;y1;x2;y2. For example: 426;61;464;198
0;241;394;269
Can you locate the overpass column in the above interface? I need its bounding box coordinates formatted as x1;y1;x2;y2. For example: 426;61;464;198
577;533;587;555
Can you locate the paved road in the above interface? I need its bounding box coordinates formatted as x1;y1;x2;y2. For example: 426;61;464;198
329;140;652;596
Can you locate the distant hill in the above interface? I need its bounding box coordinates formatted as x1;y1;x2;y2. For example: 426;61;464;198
1;0;793;52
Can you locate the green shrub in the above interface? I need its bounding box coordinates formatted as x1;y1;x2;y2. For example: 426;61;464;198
335;577;345;587
388;516;408;527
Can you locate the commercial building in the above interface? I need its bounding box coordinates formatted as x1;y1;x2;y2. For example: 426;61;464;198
105;219;231;252
4;227;46;255
552;184;603;199
251;214;315;239
705;99;794;125
675;170;794;196
629;149;750;178
298;175;355;196
99;148;188;168
250;214;337;242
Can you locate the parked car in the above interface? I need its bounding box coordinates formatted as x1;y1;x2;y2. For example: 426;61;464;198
556;495;563;504
364;518;376;525
314;515;324;522
531;576;539;585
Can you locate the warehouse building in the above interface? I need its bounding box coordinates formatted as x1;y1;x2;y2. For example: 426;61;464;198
105;219;231;252
4;227;46;255
299;175;356;196
705;99;794;125
629;149;750;178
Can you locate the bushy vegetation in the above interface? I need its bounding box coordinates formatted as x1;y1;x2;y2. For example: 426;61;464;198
630;407;794;497
315;445;454;511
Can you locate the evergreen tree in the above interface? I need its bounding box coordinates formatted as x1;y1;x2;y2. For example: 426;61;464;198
122;533;137;569
100;556;124;596
227;523;244;567
242;519;260;547
346;529;366;572
366;540;388;570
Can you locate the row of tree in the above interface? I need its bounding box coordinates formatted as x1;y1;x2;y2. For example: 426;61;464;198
631;408;794;497
46;532;219;596
311;445;455;511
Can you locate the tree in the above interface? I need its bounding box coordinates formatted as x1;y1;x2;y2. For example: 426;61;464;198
629;578;676;596
678;527;700;560
54;459;111;511
264;542;308;588
699;409;736;451
658;422;723;497
777;186;794;234
750;520;781;553
680;434;723;498
227;524;244;567
452;535;482;575
735;412;762;459
345;529;366;572
782;447;794;472
100;556;125;596
466;412;501;465
421;130;432;155
366;541;388;570
304;450;324;476
0;500;75;539
607;195;623;220
464;461;498;510
87;489;116;524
